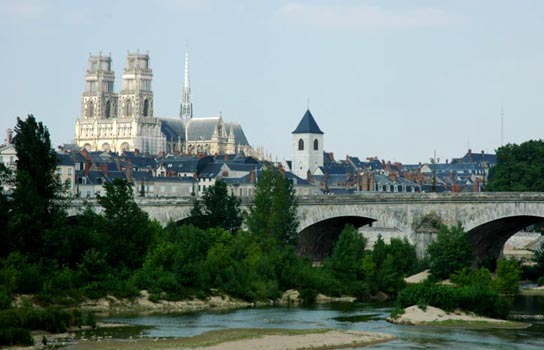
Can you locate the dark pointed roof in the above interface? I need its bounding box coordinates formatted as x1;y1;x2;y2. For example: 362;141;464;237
292;109;324;134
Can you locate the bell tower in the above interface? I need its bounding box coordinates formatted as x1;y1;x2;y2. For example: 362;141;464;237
81;53;117;120
291;109;324;179
119;52;153;119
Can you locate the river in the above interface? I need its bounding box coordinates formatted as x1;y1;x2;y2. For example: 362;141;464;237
98;295;544;349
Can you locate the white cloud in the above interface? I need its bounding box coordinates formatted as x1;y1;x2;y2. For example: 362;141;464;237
0;0;46;20
278;3;467;29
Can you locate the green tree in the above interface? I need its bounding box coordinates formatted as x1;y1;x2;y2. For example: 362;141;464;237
96;178;156;270
8;115;63;259
187;180;242;233
533;240;544;277
427;223;473;280
324;225;367;280
246;168;298;244
487;140;544;191
492;258;521;296
0;164;12;257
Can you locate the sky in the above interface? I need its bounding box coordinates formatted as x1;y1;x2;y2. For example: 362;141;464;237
2;0;544;164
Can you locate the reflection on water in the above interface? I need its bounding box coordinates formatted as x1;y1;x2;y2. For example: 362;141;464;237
99;296;544;350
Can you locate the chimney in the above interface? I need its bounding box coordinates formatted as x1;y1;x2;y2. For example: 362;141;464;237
362;172;369;191
306;169;312;182
389;172;398;182
473;178;480;192
134;148;140;157
249;169;256;183
101;163;109;176
328;152;335;161
5;129;13;144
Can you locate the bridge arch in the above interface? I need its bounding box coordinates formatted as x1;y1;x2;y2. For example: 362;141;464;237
297;215;376;262
466;215;544;268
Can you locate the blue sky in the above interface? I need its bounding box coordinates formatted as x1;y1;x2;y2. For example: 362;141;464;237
2;0;544;163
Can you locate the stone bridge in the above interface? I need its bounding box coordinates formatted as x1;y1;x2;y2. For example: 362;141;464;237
69;192;544;266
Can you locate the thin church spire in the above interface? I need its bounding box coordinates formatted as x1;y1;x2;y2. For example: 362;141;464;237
180;47;193;119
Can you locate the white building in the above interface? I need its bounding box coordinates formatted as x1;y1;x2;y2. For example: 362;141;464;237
291;109;324;179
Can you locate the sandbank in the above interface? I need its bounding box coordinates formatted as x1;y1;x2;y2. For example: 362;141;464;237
388;305;529;329
60;328;395;350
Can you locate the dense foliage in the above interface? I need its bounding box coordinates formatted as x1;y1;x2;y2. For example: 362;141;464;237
187;180;242;233
427;223;473;280
246;169;298;244
397;281;510;319
487;139;544;191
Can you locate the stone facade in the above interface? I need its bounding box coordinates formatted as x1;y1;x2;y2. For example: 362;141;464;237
75;53;165;155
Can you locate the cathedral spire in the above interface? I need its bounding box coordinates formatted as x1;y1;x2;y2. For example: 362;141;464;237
180;48;193;119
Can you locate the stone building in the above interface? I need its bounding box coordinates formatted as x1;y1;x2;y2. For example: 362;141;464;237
75;51;255;158
291;109;324;179
75;52;165;154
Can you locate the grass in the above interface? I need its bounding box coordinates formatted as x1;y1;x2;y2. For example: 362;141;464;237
420;319;531;329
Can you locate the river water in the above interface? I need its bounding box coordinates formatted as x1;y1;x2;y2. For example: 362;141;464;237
100;295;544;349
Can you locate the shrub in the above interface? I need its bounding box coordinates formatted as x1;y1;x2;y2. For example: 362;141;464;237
396;282;510;319
0;327;33;346
535;276;544;286
492;258;522;296
0;287;11;311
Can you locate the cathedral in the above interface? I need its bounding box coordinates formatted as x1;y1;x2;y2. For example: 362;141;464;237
74;51;255;157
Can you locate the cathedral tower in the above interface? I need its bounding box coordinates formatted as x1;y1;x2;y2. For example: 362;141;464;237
119;52;153;118
180;49;193;119
291;109;324;179
81;53;117;120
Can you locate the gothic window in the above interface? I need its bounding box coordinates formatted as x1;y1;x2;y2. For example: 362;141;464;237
87;101;94;119
125;99;132;117
298;138;304;151
313;139;319;151
105;100;111;118
143;99;149;117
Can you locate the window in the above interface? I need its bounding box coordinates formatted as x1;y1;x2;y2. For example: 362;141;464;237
313;139;319;150
298;138;304;151
68;168;73;176
143;99;149;117
87;101;94;118
125;99;132;116
105;100;111;118
57;167;62;176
